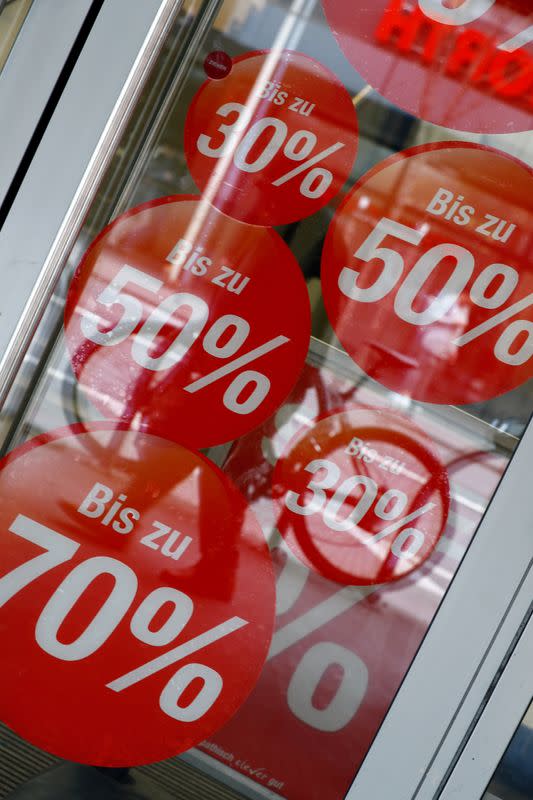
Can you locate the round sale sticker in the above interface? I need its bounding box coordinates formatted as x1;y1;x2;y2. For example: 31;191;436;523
184;50;359;226
321;0;533;133
321;143;533;406
0;424;275;765
272;408;449;586
64;196;311;449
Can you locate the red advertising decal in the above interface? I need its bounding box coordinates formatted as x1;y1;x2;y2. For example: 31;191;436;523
197;364;507;800
321;0;533;133
0;425;275;766
273;407;449;585
321;143;533;405
184;50;359;226
64;196;311;449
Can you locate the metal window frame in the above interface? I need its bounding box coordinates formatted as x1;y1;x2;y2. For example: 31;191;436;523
0;0;95;210
0;2;531;799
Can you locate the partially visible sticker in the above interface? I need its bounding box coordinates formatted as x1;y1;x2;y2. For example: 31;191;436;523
197;363;504;800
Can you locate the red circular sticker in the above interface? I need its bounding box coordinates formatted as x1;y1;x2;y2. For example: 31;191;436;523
204;51;233;80
184;50;359;226
321;0;533;133
64;196;311;449
321;143;533;405
0;424;275;765
272;408;449;585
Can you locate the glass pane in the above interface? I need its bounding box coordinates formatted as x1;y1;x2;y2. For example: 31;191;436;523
0;2;531;799
0;0;33;74
484;700;533;800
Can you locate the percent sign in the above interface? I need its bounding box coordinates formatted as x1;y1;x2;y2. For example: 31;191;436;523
196;103;346;201
336;217;533;366
79;264;290;416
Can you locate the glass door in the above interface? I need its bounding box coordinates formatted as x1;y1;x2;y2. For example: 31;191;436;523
0;1;532;799
0;0;95;208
